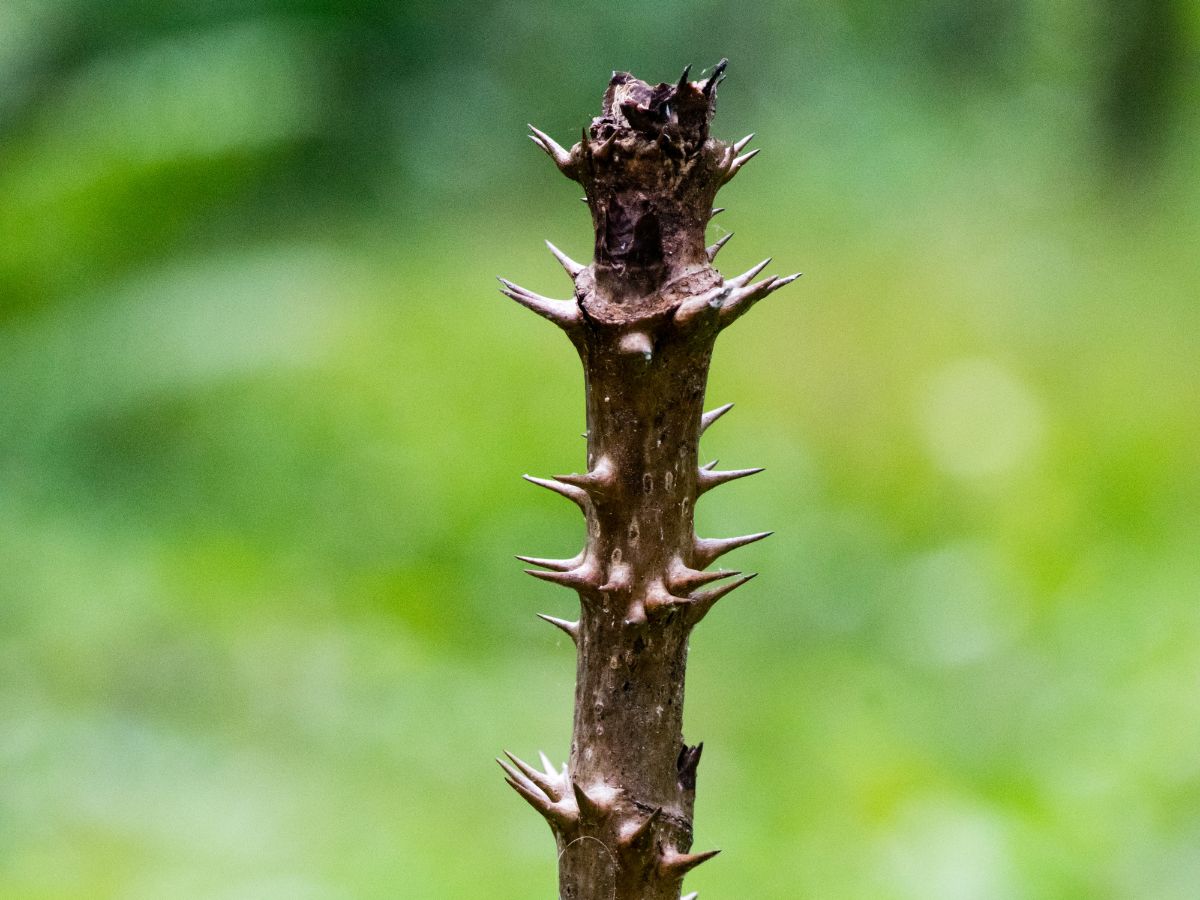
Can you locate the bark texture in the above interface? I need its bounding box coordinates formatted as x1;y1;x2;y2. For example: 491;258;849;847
498;60;798;900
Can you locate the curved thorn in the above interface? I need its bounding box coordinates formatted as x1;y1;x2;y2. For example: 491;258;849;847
622;806;662;849
660;847;721;877
572;780;607;821
729;258;771;287
699;458;719;471
504;750;563;801
545;240;585;278
706;232;733;262
528;124;578;179
697;466;765;495
676;65;692;92
497;277;581;329
689;573;757;625
694;531;773;567
522;474;589;510
700;402;734;435
537;613;580;643
710;207;725;220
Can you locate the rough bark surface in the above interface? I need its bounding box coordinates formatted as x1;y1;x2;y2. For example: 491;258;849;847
498;60;798;900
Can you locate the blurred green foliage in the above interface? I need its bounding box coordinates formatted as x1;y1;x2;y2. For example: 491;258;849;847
2;1;1198;897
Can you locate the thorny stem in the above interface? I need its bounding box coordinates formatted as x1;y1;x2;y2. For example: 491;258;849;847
499;60;800;899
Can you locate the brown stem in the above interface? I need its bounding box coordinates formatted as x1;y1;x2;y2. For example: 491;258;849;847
501;60;799;899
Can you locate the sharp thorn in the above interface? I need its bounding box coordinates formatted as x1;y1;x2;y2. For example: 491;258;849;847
700;402;734;435
527;124;578;179
702;58;728;97
697;466;765;495
504;750;563;801
729;258;771;287
689;573;758;624
525;567;595;590
694;531;773;567
710;207;725;219
572;780;607;820
732;133;755;154
677;65;692;92
669;565;740;593
522;474;589;509
621;806;662;849
537;613;580;643
722;147;761;184
706;232;733;262
594;129;617;159
538;751;555;774
545;240;585;278
516;553;583;572
660;847;721;877
497;277;581;329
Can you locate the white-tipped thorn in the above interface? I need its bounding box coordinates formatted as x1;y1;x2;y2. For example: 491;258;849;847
528;124;578;179
497;277;581;330
732;133;755;154
728;258;771;287
722;147;761;184
717;272;801;328
700;402;734;435
710;207;725;220
537;613;580;643
706;232;733;261
516;551;584;572
522;474;589;510
545;240;585;278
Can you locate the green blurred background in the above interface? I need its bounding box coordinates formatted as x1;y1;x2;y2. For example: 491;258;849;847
2;1;1198;897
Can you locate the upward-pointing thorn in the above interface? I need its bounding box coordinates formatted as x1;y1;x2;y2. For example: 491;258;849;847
689;572;758;625
676;65;692;92
528;124;579;180
700;402;734;435
572;780;608;821
702;59;728;97
733;133;755;154
722;147;761;185
706;232;733;262
545;240;585;278
728;258;771;287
